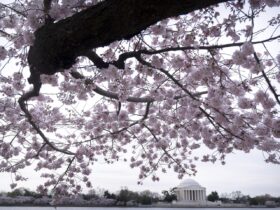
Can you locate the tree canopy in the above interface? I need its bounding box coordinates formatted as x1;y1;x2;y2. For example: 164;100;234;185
0;0;279;197
207;191;220;202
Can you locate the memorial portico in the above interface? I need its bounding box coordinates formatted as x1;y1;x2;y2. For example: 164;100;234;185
174;179;206;204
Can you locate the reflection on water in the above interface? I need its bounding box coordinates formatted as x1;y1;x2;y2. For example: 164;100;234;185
1;208;280;210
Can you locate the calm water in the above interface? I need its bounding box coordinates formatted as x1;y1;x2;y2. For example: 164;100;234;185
0;208;280;210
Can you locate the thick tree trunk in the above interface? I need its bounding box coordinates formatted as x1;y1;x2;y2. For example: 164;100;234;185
28;0;229;76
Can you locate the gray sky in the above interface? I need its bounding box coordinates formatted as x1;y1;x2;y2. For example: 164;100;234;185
0;149;279;196
88;149;280;196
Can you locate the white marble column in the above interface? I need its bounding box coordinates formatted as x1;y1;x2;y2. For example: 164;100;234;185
191;190;193;201
203;190;206;201
193;190;195;201
179;190;182;201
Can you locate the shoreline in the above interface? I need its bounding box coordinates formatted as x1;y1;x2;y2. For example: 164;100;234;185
0;204;279;208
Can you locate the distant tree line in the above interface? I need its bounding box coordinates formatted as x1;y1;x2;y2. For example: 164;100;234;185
207;190;280;206
1;187;279;207
0;187;175;206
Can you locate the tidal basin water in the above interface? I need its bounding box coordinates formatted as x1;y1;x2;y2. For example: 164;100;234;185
1;208;280;210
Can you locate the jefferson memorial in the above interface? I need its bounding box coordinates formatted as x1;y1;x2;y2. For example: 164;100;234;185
174;178;206;204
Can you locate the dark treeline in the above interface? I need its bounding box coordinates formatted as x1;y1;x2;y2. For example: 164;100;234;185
1;187;280;207
0;187;174;206
207;191;280;207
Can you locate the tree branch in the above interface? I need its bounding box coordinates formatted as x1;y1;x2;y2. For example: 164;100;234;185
253;52;280;106
28;0;229;76
0;30;14;40
52;156;76;192
0;3;27;17
136;56;247;143
18;72;74;155
43;0;52;14
143;123;188;174
82;34;280;73
70;70;207;103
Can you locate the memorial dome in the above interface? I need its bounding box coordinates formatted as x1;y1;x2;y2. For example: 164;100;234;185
178;178;201;188
174;178;206;203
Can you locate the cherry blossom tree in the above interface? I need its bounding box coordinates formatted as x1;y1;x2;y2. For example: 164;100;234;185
0;0;280;198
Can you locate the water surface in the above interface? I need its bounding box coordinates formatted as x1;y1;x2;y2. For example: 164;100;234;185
0;208;280;210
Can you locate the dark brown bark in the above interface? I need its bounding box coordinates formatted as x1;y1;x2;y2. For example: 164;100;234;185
28;0;229;77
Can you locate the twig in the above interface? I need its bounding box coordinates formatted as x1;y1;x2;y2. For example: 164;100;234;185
18;70;74;155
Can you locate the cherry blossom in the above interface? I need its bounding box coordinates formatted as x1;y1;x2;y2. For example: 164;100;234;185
0;0;279;198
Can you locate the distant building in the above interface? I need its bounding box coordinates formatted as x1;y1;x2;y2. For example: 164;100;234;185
174;178;206;205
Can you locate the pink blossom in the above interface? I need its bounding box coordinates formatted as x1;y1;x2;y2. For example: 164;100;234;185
151;56;163;68
255;125;270;136
0;46;7;60
118;110;128;121
238;97;254;109
150;25;165;35
276;54;280;65
271;119;280;138
241;42;254;55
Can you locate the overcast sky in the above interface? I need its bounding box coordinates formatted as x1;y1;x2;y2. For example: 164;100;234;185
0;149;279;197
90;149;280;196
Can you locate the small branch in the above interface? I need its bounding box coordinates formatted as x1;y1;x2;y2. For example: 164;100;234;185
94;84;154;103
117;102;121;116
70;70;207;103
140;35;280;55
83;35;280;70
18;70;74;155
253;52;280;106
3;143;47;172
43;0;52;14
135;56;197;101
0;3;27;17
108;101;151;136
76;102;151;145
52;156;76;192
81;50;110;69
137;56;246;143
143;123;187;173
0;30;14;40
